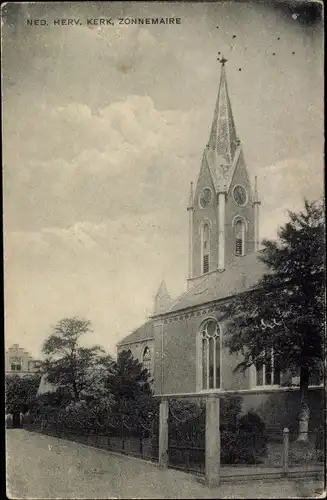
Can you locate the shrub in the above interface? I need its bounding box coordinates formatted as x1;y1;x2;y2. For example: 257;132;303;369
221;396;243;427
5;374;41;414
221;411;268;465
315;425;324;462
238;411;268;456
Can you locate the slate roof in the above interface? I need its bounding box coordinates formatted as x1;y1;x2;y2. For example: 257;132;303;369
208;62;238;164
117;319;154;346
161;251;268;314
117;252;268;346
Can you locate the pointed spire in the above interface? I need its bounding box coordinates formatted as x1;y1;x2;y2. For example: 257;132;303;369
208;57;239;164
187;182;194;210
153;280;172;314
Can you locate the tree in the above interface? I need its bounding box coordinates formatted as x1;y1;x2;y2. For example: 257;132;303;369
5;374;41;414
40;317;113;403
224;199;324;441
106;350;156;430
106;349;153;400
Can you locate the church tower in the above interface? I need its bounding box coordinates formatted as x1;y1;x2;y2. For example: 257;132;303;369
187;57;260;287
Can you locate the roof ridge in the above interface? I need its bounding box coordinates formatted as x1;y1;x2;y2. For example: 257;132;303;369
116;318;154;345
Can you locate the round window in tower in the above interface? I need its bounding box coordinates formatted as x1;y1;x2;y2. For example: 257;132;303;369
199;187;213;208
233;185;248;206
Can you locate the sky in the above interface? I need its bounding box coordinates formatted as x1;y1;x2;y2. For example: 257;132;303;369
2;2;324;359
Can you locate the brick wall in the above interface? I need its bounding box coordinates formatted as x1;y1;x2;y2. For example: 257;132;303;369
153;309;250;395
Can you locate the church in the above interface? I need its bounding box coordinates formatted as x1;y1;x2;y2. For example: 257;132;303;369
117;60;323;432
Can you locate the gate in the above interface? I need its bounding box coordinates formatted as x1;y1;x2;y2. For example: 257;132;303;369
105;405;159;461
168;398;205;474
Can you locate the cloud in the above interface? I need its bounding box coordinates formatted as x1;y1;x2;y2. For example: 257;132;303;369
259;153;324;241
94;23;160;74
4;93;202;231
4;213;188;357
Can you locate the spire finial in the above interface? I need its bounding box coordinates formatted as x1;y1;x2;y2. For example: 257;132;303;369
219;55;228;66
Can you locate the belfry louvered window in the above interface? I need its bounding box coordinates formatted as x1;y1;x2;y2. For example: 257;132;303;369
235;219;245;256
201;319;221;390
202;223;210;274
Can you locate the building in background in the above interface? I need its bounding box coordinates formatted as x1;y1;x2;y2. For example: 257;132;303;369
5;344;39;377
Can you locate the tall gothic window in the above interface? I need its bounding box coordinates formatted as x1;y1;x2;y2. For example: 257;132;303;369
143;346;151;375
255;348;280;387
201;319;221;390
234;218;245;256
202;223;210;274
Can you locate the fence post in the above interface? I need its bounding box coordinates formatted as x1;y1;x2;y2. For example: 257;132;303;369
205;394;220;488
139;429;144;458
159;398;169;468
282;427;289;476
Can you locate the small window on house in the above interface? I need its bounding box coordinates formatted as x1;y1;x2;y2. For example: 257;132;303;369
200;319;221;390
10;357;22;372
143;346;151;375
255;349;280;387
202;223;210;274
235;219;245;256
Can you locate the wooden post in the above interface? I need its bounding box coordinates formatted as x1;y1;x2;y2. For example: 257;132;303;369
205;394;220;487
159;398;169;468
282;427;289;476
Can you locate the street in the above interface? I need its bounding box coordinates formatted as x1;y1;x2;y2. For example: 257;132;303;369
6;430;325;499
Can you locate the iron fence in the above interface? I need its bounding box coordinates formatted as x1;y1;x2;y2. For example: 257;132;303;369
23;408;160;463
21;401;324;481
168;397;206;474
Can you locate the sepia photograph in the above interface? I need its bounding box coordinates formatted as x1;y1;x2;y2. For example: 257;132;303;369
3;1;325;498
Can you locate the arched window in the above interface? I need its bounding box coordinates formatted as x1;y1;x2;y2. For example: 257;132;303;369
143;346;151;375
200;319;221;390
234;218;245;256
202;223;210;274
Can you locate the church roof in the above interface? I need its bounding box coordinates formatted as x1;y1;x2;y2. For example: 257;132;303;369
117;319;154;347
161;252;268;314
116;254;268;346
